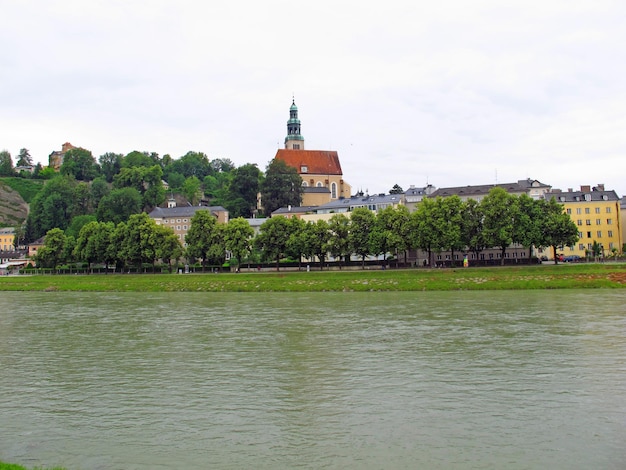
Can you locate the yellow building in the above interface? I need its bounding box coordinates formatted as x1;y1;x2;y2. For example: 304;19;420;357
0;227;15;251
541;184;622;258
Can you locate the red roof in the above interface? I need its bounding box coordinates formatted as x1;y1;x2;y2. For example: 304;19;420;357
275;149;343;176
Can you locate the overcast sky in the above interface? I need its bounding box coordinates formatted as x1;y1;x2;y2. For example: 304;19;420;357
2;0;625;197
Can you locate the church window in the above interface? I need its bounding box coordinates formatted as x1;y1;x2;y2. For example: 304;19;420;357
331;182;337;199
316;182;323;187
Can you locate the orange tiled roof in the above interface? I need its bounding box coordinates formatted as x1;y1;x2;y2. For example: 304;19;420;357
275;149;343;176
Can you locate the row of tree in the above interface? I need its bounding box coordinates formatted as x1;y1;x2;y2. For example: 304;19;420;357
18;149;304;243
34;187;579;271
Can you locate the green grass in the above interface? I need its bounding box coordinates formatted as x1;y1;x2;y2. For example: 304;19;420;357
0;177;45;203
2;264;625;292
0;463;66;470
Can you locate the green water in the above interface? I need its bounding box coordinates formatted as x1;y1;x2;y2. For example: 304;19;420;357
1;291;625;469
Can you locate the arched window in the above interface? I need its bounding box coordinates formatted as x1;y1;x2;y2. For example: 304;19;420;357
331;182;337;198
302;181;308;187
316;181;323;187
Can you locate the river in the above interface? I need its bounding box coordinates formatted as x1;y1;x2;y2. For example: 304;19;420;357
1;290;625;469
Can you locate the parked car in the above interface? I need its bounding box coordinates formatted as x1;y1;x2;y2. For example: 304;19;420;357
563;255;581;263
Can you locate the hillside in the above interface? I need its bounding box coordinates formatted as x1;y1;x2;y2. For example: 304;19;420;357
0;180;29;226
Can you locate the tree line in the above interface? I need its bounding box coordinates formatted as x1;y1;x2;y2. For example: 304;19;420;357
32;187;579;271
13;147;303;243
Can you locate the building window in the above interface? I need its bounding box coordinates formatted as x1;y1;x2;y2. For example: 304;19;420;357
579;243;585;250
585;207;590;214
578;232;583;238
316;182;323;187
566;208;572;214
300;165;307;172
576;208;582;215
577;220;582;226
293;144;300;150
302;181;308;187
608;230;613;237
606;207;612;213
331;182;337;199
585;219;591;225
177;219;181;223
595;207;601;214
587;231;592;238
607;219;613;225
183;225;187;230
177;226;181;231
597;231;602;238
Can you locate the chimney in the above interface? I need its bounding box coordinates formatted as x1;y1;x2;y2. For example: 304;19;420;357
581;185;591;192
596;183;605;191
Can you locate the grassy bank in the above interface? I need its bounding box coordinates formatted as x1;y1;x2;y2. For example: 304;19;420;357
0;463;65;470
1;264;625;292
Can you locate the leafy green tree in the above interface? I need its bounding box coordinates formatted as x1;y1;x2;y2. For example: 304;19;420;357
410;197;438;266
539;198;579;264
122;150;159;169
0;150;14;176
260;159;303;216
66;214;97;239
349;207;376;269
182;176;202;205
437;196;464;266
369;207;394;267
227;163;262;218
73;182;93;216
96;187;142;224
34;228;67;268
461;198;485;262
185;210;223;272
254;216;293;270
113;165;165;210
116;213;161;271
74;221;115;272
60;148;98;181
16;148;33;167
98;152;123;182
164;151;212;180
306;219;331;269
91;176;110;208
513;194;543;261
327;214;351;268
166;172;185;190
25;175;77;242
156;224;183;273
224;217;255;270
284;217;308;269
389;184;404;194
481;187;516;265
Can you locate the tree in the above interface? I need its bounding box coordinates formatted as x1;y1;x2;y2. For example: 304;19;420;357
74;221;113;272
98;152;123;182
155;224;183;273
182;176;202;205
185;210;223;272
327;214;352;268
437;196;464;266
285;217;308;269
539;198;579;264
60;148;98;181
513;194;543;262
481;187;516;265
96;187;142;224
306;219;331;269
116;213;162;271
224;217;255;270
122;150;158;169
260;159;303;215
0;150;14;176
66;214;97;239
254;216;292;270
91;176;110;208
461;198;485;262
34;228;67;268
349;208;376;269
25;175;77;242
164;151;212;180
389;184;404;194
113;165;165;210
411;197;439;267
227;163;262;218
16;148;33;167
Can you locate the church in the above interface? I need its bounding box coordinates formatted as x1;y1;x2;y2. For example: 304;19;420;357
273;99;352;207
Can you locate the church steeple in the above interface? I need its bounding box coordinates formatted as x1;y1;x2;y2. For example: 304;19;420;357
284;97;305;150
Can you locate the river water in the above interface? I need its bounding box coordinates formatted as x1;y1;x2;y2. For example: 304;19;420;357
1;290;625;469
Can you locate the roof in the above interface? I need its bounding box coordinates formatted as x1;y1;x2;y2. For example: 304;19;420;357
547;190;620;203
314;193;403;213
429;182;529;198
271;205;319;216
148;205;227;219
303;186;330;194
275;149;343;176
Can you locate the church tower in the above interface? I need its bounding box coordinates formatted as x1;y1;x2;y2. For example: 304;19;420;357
284;98;305;150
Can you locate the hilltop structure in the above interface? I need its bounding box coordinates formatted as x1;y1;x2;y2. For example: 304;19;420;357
274;99;352;206
48;142;76;171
